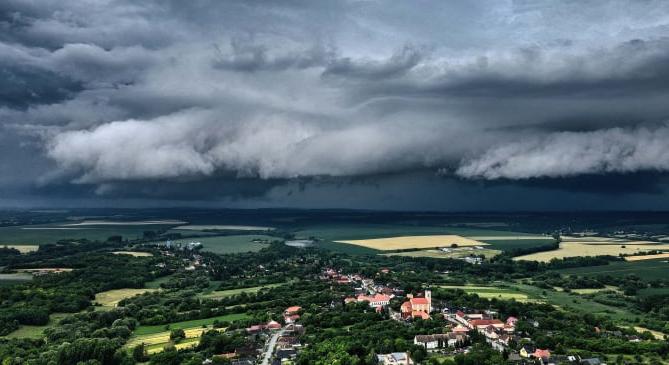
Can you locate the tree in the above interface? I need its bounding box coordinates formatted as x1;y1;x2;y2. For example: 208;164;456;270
132;343;148;362
170;328;186;343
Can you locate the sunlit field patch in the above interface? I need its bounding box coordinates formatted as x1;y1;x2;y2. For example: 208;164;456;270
513;242;669;262
111;251;153;257
336;235;486;251
381;248;501;259
2;244;39;253
95;288;158;308
625;253;669;261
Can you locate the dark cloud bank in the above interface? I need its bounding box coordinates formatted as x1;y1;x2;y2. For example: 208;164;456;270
2;0;669;210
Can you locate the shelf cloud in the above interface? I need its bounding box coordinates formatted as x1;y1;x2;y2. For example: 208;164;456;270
3;0;669;208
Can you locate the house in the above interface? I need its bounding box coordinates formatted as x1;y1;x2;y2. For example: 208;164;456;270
468;319;505;331
246;324;265;333
266;320;282;330
452;325;470;334
414;333;468;349
284;314;300;324
400;290;432;319
506;316;518;327
284;323;305;335
284;306;302;315
357;293;392;307
519;345;536;358
376;352;414;365
533;349;551;360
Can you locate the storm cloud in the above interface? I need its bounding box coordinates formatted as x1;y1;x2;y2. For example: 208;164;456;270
3;0;669;208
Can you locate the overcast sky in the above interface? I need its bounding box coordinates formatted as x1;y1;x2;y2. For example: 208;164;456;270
2;0;669;210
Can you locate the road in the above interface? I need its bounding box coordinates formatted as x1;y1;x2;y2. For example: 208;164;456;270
260;328;285;365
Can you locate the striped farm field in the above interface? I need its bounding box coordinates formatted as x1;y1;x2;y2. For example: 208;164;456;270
625;253;669;261
133;313;250;336
336;235;486;251
126;327;224;354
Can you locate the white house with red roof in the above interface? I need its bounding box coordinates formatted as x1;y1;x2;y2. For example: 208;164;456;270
357;293;391;307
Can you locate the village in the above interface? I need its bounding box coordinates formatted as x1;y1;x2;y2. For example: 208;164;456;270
317;268;609;365
188;264;624;365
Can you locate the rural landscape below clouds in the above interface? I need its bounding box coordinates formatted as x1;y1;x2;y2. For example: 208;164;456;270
2;1;669;365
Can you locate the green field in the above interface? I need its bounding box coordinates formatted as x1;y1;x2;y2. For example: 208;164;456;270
0;222;180;245
555;259;669;281
133;313;250;336
300;224;553;254
440;284;534;302
200;283;285;299
145;275;175;289
3;313;71;339
0;272;33;286
150;235;275;254
95;288;158;308
513;283;642;323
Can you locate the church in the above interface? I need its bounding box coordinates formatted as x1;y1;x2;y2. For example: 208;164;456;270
400;290;432;320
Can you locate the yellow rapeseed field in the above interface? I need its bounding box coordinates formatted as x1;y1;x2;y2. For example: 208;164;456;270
337;235;486;251
514;242;669;262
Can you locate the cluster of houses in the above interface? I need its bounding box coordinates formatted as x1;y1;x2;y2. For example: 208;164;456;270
325;268;435;322
246;306;304;365
452;310;518;351
322;267;611;365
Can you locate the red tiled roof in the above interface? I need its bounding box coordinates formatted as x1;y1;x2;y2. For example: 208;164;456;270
285;306;302;313
469;319;503;327
413;311;430;320
533;349;551;359
410;297;429;305
358;293;390;302
267;320;282;329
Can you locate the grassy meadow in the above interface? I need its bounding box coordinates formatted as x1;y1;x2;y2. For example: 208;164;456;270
0;272;33;286
0;221;181;245
440;284;534;302
199;283;285;300
95;288;158;308
149;235;275;254
133;313;250;336
301;223;555;254
556;259;669;281
3;313;70;339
